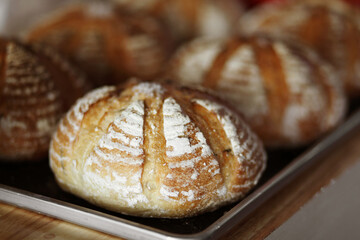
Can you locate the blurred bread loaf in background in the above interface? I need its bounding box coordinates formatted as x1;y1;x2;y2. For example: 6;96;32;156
168;35;347;147
110;0;244;43
25;1;174;87
238;0;360;96
0;38;90;161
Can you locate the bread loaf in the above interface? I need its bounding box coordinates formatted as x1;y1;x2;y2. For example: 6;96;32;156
25;2;173;87
111;0;244;42
168;36;347;147
49;79;266;218
0;39;89;161
238;1;360;96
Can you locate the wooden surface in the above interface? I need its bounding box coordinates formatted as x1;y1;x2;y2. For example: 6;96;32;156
0;202;119;240
1;127;360;240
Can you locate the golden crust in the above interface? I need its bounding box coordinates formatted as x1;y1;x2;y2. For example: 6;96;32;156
238;1;360;96
0;39;90;161
111;0;244;42
25;2;173;87
168;35;347;147
49;79;266;218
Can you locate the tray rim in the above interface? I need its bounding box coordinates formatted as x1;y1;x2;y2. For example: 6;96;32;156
1;109;360;240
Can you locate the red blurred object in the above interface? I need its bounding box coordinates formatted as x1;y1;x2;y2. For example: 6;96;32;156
241;0;284;8
344;0;360;6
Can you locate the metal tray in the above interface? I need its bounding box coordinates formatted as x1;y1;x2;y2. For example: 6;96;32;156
1;102;360;240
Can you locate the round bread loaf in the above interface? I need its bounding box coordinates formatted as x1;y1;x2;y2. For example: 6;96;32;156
0;39;90;161
238;2;360;96
111;0;243;42
168;36;347;148
25;2;172;87
49;80;266;218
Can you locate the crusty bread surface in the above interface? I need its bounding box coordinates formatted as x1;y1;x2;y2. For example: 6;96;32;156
111;0;244;42
168;35;347;147
0;39;89;161
238;1;360;96
49;79;266;218
26;2;172;87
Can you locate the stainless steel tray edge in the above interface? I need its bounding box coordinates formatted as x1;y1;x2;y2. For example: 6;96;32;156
207;109;360;239
1;109;360;240
0;185;205;240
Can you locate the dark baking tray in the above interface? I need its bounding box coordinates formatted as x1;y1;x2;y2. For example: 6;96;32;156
1;101;360;240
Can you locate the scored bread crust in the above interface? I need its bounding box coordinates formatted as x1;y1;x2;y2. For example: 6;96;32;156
0;39;90;161
25;2;173;87
238;1;360;96
49;79;266;218
168;35;347;148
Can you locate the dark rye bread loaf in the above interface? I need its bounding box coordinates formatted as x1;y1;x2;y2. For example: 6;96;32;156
49;80;266;218
0;39;90;161
168;35;347;148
